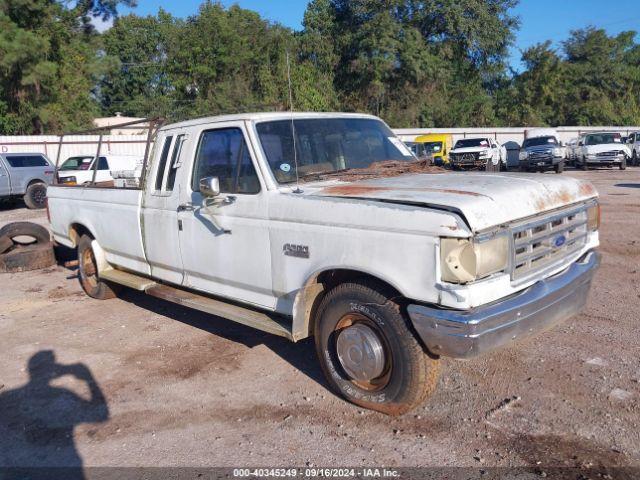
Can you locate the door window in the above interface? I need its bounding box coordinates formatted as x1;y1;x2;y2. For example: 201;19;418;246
97;157;109;170
192;128;260;194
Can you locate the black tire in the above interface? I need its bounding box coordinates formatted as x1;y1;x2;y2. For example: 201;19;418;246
0;222;50;245
485;160;499;172
620;157;627;170
632;151;637;166
23;182;47;210
554;161;565;174
78;234;120;300
0;242;56;273
314;281;441;416
580;157;588;170
0;235;13;255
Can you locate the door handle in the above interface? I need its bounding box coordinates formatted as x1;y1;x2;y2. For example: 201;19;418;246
177;203;196;212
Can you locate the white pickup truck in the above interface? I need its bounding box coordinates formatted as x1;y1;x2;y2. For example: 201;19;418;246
48;112;601;415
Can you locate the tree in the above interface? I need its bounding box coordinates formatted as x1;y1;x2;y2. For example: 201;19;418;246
0;0;134;134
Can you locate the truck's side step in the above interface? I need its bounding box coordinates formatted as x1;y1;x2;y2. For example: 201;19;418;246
145;284;293;340
100;268;158;290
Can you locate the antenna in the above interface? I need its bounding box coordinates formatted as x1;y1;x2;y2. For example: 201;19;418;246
286;50;302;193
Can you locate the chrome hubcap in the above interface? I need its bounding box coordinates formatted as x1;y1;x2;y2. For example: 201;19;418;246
336;323;385;382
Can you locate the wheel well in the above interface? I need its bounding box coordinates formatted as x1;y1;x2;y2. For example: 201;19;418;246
294;268;403;341
316;269;401;298
69;224;93;247
27;179;46;187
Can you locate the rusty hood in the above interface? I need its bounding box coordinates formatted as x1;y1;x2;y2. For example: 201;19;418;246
306;172;598;232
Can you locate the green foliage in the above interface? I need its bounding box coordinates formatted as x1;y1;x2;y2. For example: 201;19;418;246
0;0;133;134
3;1;640;134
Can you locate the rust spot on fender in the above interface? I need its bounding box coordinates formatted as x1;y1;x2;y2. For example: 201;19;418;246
442;224;459;231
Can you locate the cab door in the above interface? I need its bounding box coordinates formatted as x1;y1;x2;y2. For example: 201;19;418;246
141;131;189;285
0;157;10;196
176;121;274;310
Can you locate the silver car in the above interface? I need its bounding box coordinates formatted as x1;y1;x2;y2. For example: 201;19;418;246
0;153;55;209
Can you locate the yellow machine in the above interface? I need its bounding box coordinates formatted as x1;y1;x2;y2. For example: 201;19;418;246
413;134;453;166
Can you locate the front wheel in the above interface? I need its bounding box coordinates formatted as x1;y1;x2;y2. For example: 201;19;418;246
580;157;588;170
78;234;120;300
314;281;441;416
554;161;565;174
620;157;627;170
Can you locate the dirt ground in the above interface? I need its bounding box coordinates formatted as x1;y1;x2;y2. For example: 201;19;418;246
0;168;638;473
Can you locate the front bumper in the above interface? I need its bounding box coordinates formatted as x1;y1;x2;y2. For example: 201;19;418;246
524;155;563;168
586;156;623;165
407;250;600;359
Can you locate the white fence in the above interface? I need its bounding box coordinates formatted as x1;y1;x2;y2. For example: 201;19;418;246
3;125;640;164
393;126;640;145
0;135;148;164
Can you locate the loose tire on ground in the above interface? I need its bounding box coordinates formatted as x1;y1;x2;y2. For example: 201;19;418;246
77;234;120;300
0;235;13;255
23;182;47;210
314;281;441;416
0;222;50;245
0;242;56;273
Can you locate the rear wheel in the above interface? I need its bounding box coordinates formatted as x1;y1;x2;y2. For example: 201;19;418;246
78;234;120;300
314;281;440;416
23;182;47;210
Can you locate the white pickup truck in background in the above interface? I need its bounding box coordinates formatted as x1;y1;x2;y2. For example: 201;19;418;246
48;112;601;415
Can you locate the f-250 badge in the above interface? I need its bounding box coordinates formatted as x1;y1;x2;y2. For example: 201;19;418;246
283;243;310;259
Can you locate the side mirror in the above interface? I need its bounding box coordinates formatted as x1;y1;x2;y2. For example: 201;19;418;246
199;176;220;197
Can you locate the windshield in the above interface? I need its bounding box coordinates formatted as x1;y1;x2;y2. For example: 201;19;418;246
256;118;415;184
60;156;94;171
585;133;622;145
522;136;558;148
421;141;443;153
454;138;489;149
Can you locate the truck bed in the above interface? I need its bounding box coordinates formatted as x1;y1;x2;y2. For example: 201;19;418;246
47;186;150;275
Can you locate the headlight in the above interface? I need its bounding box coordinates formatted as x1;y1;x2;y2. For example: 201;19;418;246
553;147;563;156
61;176;77;184
519;151;528;161
440;235;509;284
479;149;490;158
587;203;600;231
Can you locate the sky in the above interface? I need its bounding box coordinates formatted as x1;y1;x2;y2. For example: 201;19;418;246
119;0;640;70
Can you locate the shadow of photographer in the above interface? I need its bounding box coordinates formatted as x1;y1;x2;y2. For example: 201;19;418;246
0;350;109;479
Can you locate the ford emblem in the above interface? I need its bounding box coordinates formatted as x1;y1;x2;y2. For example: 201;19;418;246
554;235;567;248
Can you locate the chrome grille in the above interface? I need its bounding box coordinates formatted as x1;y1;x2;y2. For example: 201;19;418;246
596;150;621;157
511;205;589;283
529;150;552;159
